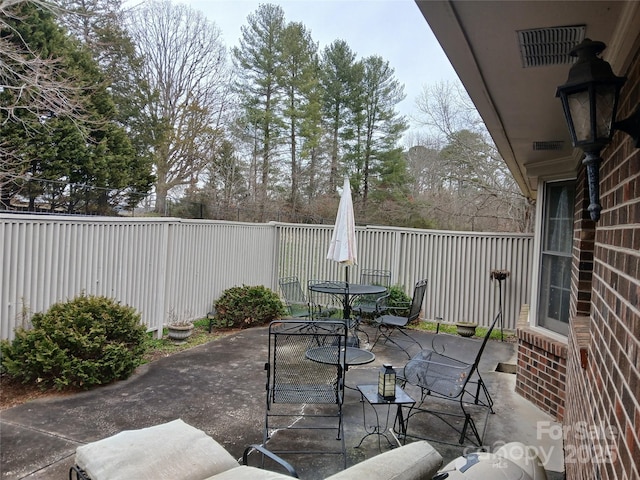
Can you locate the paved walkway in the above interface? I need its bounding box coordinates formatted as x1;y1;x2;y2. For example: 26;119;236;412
1;325;564;479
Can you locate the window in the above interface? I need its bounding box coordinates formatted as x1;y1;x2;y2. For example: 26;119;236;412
537;180;575;336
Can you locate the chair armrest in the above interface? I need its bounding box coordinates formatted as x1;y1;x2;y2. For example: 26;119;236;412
371;294;396;314
242;445;299;478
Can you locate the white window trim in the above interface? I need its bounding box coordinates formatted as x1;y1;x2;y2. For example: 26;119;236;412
528;176;576;342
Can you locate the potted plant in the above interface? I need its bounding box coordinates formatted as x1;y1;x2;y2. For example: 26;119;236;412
166;309;194;344
455;321;478;337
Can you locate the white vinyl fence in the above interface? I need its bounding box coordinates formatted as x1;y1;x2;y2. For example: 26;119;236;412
1;214;533;340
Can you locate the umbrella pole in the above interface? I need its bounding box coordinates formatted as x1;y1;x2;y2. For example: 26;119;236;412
344;266;350;319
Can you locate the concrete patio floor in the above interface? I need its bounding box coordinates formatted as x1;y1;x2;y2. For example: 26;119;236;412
1;324;565;480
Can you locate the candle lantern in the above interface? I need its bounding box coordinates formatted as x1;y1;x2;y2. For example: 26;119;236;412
378;364;396;400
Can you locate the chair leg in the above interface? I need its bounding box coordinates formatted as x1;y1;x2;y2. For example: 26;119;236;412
371;325;421;358
69;466;90;480
459;400;482;445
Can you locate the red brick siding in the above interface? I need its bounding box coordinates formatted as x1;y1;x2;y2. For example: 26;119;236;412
571;163;596;318
564;46;640;480
516;324;567;421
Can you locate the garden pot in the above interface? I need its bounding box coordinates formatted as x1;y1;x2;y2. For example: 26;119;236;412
167;324;194;344
455;322;477;338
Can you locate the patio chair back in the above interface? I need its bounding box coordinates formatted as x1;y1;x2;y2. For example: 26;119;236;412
360;269;391;287
264;320;347;466
407;279;428;322
355;269;391;316
278;276;310;317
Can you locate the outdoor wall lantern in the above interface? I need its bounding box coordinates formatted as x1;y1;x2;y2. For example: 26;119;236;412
556;38;640;221
378;363;396;400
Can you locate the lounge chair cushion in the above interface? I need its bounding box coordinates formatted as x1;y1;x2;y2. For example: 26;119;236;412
206;466;293;479
325;440;442;480
75;419;240;480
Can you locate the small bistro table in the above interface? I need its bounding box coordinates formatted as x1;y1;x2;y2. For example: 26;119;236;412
305;346;376;371
355;384;415;452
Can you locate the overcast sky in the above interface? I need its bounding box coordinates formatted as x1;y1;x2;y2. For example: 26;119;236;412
179;0;461;139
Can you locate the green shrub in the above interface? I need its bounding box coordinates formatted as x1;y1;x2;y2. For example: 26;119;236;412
0;295;146;390
214;285;287;328
386;285;412;318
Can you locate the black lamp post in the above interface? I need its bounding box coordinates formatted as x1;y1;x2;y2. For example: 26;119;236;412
556;38;639;221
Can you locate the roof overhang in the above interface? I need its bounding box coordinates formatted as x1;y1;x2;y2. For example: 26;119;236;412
416;0;640;199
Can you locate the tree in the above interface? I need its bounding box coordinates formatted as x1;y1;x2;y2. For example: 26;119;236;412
126;0;232;214
414;81;533;232
349;55;407;208
205;138;246;214
319;40;359;193
1;0;148;214
278;21;318;212
0;0;83;126
232;3;286;220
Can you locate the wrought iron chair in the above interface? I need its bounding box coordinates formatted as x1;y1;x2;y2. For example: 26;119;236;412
370;279;428;357
263;320;347;467
399;311;500;446
354;269;391;317
278;276;312;318
306;279;341;319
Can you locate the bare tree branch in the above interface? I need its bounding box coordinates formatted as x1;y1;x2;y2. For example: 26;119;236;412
0;0;84;124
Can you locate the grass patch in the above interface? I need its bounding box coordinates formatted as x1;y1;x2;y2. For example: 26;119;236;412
142;318;229;362
412;320;515;342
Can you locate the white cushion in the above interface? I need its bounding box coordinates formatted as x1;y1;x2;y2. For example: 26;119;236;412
75;419;239;480
325;440;442;480
206;465;294;480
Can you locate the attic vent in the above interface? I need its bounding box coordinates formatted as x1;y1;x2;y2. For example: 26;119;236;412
518;25;585;67
533;141;564;151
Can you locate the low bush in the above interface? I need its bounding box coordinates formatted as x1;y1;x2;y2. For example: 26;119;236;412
214;285;287;328
0;295;146;390
386;285;413;318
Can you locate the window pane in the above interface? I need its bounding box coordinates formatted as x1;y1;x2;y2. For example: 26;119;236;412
539;255;572;334
537;180;575;336
544;183;574;253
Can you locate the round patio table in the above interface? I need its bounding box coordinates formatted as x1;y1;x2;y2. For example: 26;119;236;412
306;345;375;371
308;282;387;319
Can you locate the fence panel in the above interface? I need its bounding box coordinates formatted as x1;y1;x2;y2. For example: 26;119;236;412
0;216;278;340
0;216;171;338
1;215;532;340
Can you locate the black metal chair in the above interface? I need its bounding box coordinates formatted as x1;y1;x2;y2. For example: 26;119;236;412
263;320;347;467
370;279;428;357
354;269;391;317
278;276;312;318
399;311;500;446
306;279;340;319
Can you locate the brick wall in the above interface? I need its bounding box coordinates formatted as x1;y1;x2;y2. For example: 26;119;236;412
564;46;640;480
516;317;568;421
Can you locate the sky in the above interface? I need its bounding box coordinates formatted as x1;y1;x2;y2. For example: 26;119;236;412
178;0;461;141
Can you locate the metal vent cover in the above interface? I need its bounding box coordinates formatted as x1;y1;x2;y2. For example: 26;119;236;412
518;25;585;67
533;141;564;151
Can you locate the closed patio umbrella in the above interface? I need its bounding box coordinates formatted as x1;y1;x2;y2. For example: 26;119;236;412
327;177;358;286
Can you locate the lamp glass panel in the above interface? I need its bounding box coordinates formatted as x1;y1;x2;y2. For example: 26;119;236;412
594;85;616;139
567;90;592;142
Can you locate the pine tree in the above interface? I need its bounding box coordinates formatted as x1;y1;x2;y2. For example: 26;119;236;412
233;4;286;219
278;21;319;212
319;40;359;193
